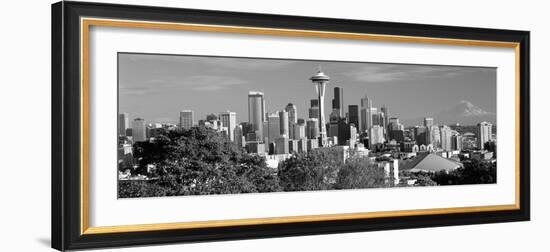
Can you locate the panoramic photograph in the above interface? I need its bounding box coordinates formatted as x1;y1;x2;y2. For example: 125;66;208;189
117;53;497;198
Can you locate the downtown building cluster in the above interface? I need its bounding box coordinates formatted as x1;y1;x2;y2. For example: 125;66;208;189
118;69;497;173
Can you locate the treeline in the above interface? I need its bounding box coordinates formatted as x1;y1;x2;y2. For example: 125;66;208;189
119;127;387;198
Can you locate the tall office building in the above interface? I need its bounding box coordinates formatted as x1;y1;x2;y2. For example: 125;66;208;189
380;106;389;130
306;118;320;140
284;103;297;124
275;136;289;154
360;95;373;133
294;122;306;140
451;132;463;151
430;126;441;148
348;105;359;128
179;110;194;129
331;87;344;118
310;70;330;147
132;118;147;142
248;91;266;140
267;112;281;144
308;99;319;119
279;110;289;137
118;113;129;136
440;125;453;151
219;111;237;141
285;103;297;140
349;124;357;148
234;125;245;147
424;117;434;128
477;121;493;149
371;108;379;126
369;125;385;147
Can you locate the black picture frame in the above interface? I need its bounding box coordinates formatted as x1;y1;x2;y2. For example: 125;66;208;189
52;1;530;251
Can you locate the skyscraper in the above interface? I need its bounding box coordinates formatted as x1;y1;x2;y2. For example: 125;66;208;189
219;111;237;141
369;125;385;147
132;118;147;142
424;117;434;128
310;70;330;147
477;121;493;149
380;106;389;130
331;87;344;118
440;125;452;151
294;121;306;140
306;118;320;140
451;131;463;151
284;103;297;124
179;110;194;129
279;110;289;137
308;99;319;119
267;112;281;144
348;105;359;128
360;95;373;133
248;91;265;140
118;113;129;136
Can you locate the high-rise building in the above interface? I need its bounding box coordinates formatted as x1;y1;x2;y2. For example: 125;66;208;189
285;103;297;124
440;125;453;151
430;126;441;148
414;126;428;146
234;125;244;147
331;87;344;118
360;95;373;133
306;118;320;140
248;91;266;140
349;124;357;148
451;132;463;151
380;106;389;130
369;125;385;147
267;112;281;144
132;118;147;142
285;103;297;139
275;136;289;154
179;110;194;129
310;70;330;147
308;99;319;119
371;107;379;126
348;105;359;129
118;113;129;136
294;121;306;140
424;117;434;128
279;110;289;137
477;121;493;149
219;111;237;141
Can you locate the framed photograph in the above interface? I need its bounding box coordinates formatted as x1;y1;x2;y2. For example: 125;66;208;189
51;1;530;250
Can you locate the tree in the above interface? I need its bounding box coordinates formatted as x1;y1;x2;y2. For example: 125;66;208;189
334;156;387;189
278;148;342;191
431;159;496;185
206;114;218;121
120;126;281;197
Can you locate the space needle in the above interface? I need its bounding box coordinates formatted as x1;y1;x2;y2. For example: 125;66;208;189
310;69;330;147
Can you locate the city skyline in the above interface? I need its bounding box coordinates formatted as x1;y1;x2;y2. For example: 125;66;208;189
119;53;496;126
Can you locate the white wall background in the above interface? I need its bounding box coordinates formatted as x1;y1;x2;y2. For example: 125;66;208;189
0;0;547;251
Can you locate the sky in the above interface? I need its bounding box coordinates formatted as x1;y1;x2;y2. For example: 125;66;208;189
118;53;496;126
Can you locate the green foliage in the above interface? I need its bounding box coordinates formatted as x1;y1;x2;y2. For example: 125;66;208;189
119;127;281;198
335;157;387;189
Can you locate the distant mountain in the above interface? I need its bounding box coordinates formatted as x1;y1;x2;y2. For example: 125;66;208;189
401;100;496;126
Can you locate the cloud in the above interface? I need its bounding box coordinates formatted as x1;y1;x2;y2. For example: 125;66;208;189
343;64;494;83
120;53;296;71
120;75;248;96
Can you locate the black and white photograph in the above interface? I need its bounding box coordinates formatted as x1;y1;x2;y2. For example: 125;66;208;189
117;53;498;198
